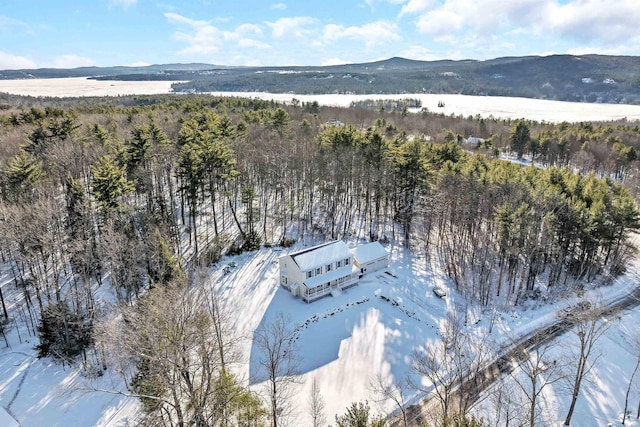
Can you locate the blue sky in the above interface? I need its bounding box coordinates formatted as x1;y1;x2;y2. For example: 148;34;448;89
1;0;639;69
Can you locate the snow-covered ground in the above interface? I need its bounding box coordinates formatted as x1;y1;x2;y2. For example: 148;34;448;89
0;77;179;97
472;300;640;427
1;77;640;122
213;243;450;422
0;263;140;426
1;236;639;426
0;322;139;426
203;239;640;425
206;92;640;123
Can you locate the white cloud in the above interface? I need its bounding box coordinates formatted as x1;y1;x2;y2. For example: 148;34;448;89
166;13;272;59
237;38;271;49
50;54;96;68
109;0;137;9
165;12;207;28
0;49;95;72
546;0;640;45
165;12;225;55
235;23;263;37
0;51;36;70
399;0;433;17
266;17;317;39
363;0;406;10
0;15;32;34
415;7;464;37
411;0;640;52
322;24;343;42
270;3;287;10
414;0;549;37
322;21;400;48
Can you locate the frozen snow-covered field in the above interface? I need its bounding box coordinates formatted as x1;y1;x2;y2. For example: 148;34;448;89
0;77;179;97
208;91;640;123
1;77;640;122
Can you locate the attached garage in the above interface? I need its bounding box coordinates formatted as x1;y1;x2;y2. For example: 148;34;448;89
352;241;389;275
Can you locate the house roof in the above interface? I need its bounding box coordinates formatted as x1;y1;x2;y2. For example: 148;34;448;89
291;240;352;271
352;241;388;265
304;265;356;289
0;407;18;427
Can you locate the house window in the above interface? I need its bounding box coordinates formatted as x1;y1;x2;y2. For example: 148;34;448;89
326;263;332;272
281;275;288;285
315;267;322;275
307;270;313;279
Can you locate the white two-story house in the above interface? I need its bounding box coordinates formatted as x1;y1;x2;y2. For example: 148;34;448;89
278;240;389;303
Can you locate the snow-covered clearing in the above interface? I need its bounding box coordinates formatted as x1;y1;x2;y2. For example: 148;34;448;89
0;265;139;426
0;235;639;426
201;239;640;425
0;333;139;426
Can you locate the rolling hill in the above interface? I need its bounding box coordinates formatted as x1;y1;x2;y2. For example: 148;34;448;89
2;54;640;104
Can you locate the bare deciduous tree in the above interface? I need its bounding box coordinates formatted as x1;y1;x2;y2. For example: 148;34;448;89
369;374;410;427
308;376;326;427
253;312;301;427
97;280;261;427
486;379;522;427
411;313;494;423
563;302;611;426
622;333;640;424
508;343;566;427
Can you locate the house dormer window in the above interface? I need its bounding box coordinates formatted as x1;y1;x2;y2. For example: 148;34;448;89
344;258;350;265
326;263;332;272
307;270;313;279
315;267;321;275
336;260;342;268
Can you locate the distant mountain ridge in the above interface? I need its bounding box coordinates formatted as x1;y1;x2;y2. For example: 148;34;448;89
2;55;640;104
0;63;218;79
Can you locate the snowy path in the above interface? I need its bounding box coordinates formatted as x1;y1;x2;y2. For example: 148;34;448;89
6;356;34;411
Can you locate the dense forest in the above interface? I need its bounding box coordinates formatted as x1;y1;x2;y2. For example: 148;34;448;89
0;93;639;425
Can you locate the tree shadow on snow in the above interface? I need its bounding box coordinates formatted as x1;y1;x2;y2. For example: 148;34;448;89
248;286;365;385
